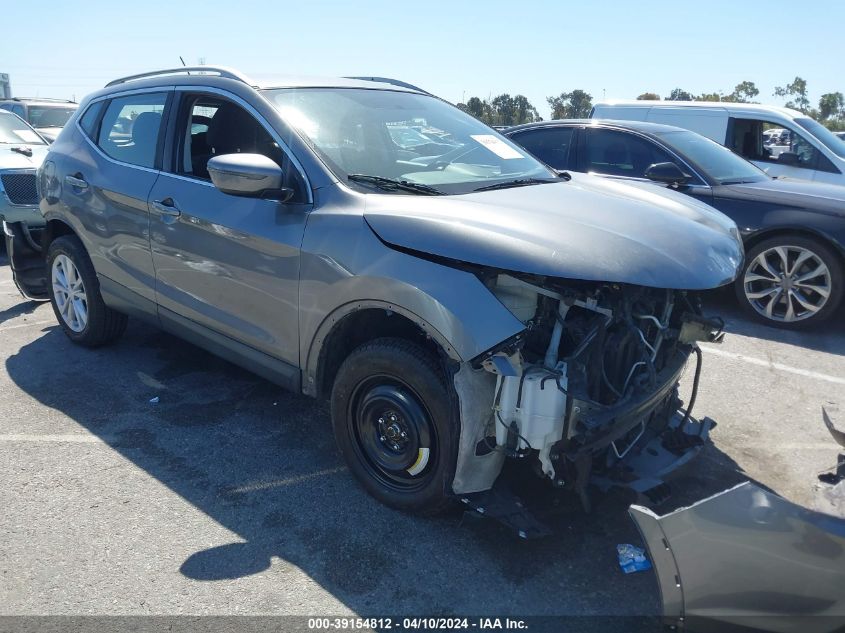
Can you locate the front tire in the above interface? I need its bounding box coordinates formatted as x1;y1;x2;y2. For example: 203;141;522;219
47;235;127;346
330;338;457;514
735;235;843;329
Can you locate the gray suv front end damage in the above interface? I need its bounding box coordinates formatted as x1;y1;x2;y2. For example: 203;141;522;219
4;68;743;520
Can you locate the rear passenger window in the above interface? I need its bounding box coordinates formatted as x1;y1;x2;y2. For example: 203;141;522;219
510;127;575;170
96;93;167;169
79;101;104;137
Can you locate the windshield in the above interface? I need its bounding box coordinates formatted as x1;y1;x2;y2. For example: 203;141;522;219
0;112;46;145
28;106;76;128
795;117;845;159
656;129;768;184
262;87;553;194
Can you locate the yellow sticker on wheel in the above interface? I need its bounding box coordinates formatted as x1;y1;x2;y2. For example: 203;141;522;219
406;447;430;476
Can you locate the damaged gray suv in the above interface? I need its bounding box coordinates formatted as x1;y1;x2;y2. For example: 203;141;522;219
5;67;742;516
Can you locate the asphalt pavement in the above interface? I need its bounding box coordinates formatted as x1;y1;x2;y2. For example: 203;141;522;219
1;253;842;629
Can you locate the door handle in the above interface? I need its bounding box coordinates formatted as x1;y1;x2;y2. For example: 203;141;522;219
151;198;181;218
64;174;88;189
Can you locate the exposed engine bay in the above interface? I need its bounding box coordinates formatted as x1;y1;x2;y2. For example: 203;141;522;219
452;273;724;515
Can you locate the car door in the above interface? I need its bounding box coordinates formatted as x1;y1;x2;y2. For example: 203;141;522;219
47;90;172;311
505;125;577;171
573;127;717;210
148;89;311;371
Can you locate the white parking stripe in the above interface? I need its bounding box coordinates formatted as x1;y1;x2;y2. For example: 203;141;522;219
700;345;845;386
228;467;347;493
0;319;55;332
0;433;105;443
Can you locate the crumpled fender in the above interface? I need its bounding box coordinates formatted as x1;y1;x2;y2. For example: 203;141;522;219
630;482;845;633
298;208;526;396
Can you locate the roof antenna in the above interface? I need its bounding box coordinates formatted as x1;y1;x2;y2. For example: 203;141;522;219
179;56;190;75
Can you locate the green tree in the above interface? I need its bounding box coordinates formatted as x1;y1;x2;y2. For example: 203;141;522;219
636;92;660;100
547;90;593;119
512;94;541;124
698;92;724;102
465;96;489;121
666;88;694;101
774;77;810;113
730;81;759;103
819;92;845;120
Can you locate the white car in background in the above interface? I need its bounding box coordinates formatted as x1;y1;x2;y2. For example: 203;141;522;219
591;101;845;185
0;98;78;142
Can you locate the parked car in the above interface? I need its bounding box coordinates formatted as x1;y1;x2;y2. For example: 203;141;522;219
1;110;49;259
5;67;741;518
506;119;845;328
0;98;78;142
837;131;845;141
590;100;845;186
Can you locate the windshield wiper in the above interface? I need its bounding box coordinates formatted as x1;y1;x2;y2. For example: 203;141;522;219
473;177;558;192
347;174;443;195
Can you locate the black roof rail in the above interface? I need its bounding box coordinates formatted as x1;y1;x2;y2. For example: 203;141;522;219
345;76;430;95
105;66;253;88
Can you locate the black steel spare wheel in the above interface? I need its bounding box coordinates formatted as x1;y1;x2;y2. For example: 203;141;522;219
352;380;436;490
330;338;456;514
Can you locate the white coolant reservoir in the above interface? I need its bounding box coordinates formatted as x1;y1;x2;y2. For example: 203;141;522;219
495;363;568;478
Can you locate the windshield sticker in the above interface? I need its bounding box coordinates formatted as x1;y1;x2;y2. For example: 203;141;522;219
470;134;524;159
13;129;41;143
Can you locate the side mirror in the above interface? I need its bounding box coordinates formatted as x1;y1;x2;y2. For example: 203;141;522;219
207;153;292;200
644;162;690;186
778;152;800;166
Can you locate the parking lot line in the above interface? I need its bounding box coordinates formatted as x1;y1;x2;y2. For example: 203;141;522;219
0;433;105;443
0;319;56;332
228;467;347;493
700;344;845;386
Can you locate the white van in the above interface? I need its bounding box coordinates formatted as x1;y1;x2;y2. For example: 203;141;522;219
591;101;845;185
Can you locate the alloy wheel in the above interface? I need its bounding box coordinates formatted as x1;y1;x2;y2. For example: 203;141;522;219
52;254;88;332
743;245;831;323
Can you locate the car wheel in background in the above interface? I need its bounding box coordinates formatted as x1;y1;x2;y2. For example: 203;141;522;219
47;235;127;346
735;235;843;329
331;338;457;514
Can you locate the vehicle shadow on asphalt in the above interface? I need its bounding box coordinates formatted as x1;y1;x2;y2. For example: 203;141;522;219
0;299;39;325
702;287;845;356
5;322;765;628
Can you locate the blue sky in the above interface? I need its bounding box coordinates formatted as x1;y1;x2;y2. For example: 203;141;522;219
2;0;842;117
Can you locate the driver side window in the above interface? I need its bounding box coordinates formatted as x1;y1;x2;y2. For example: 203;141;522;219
731;117;823;170
173;94;305;201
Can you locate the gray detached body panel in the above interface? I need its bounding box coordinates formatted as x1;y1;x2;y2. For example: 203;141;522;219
631;482;845;633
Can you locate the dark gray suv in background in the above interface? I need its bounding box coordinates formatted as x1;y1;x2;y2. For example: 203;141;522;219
4;67;742;517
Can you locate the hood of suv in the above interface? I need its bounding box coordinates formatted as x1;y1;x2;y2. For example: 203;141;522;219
363;172;743;290
0;144;49;169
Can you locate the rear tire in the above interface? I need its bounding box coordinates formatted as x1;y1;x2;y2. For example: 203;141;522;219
735;235;843;330
330;338;457;514
46;235;127;346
